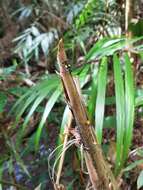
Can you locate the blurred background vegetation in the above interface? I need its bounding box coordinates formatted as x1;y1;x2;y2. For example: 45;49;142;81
0;0;143;189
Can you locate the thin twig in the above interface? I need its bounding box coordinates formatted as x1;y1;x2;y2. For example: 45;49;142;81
56;111;73;185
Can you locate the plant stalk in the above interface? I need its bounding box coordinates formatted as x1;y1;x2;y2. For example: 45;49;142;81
57;39;119;190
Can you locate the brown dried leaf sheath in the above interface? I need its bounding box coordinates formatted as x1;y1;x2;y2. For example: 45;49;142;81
57;39;119;190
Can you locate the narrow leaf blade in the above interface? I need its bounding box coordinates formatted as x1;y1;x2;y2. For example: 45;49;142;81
123;53;135;163
95;57;108;143
113;54;125;174
35;87;62;149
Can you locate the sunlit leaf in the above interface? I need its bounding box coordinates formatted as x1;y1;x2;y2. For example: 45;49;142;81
12;75;60;126
123;53;135;163
86;37;143;61
31;26;40;36
113;54;125;174
26;35;32;48
95;57;107;143
35;87;62;149
137;170;143;189
123;159;143;172
21;91;51;131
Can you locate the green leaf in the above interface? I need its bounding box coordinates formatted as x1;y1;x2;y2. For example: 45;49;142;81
12;75;59;125
26;35;32;48
105;96;115;105
129;19;143;37
10;88;35;118
86;37;143;61
6;140;30;177
135;96;143;107
56;106;71;157
85;38;126;61
88;64;98;123
8;86;28;97
41;35;50;55
15;89;42;124
21;90;50;131
35;87;62;149
103;116;116;129
95;57;108;143
0;164;3;190
59;106;71;138
123;159;143;172
67;178;77;190
5;65;17;75
123;53;135;163
31;26;40;36
0;92;7;113
85;38;109;61
113;54;125;174
137;170;143;189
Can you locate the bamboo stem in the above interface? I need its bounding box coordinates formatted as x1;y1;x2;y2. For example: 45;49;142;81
57;39;119;190
125;0;134;37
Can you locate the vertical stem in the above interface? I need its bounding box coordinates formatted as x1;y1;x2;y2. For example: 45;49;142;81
56;111;72;186
57;39;119;190
125;0;134;37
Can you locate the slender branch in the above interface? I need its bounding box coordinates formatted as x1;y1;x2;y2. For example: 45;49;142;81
125;0;134;37
56;111;72;185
